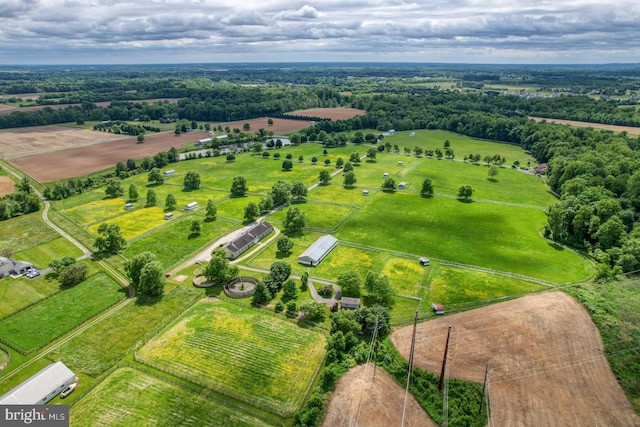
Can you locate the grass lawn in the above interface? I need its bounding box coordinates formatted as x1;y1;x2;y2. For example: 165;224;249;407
0;275;59;319
307;182;376;206
124;217;237;268
336;191;592;283
64;197;130;225
136;300;326;417
50;286;201;377
215;195;262;222
70;367;277;427
0;273;123;353
380;256;430;297
428;263;547;306
0;213;60;253
13;237;83;269
267;200;357;231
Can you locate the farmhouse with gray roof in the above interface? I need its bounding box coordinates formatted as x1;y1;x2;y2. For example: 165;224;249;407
0;257;34;278
224;222;274;259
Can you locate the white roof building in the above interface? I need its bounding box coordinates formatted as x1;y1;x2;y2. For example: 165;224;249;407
298;235;338;266
0;362;76;405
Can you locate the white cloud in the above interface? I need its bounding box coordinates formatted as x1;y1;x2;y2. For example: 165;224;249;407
1;0;639;64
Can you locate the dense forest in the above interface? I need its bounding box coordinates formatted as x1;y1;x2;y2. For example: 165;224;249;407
2;63;640;275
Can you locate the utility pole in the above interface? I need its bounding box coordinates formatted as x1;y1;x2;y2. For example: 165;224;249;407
479;364;489;415
401;309;419;427
438;326;451;391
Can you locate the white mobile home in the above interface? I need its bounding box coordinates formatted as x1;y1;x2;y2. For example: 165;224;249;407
163;169;176;176
164;212;174;220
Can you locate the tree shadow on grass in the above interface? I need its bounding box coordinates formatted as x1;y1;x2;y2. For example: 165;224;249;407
275;250;292;260
204;283;225;298
548;242;565;251
456;198;474;204
134;293;164;306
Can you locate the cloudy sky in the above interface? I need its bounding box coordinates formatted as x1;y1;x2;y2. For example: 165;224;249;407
2;0;640;65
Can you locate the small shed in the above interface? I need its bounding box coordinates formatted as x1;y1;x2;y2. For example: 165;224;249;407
163;169;175;176
185;201;198;210
410;132;416;137
124;203;133;209
432;303;445;315
398;182;406;189
383;172;389;178
341;297;361;310
419;257;430;266
197;138;211;146
398;161;403;166
362;190;369;196
164;212;174;220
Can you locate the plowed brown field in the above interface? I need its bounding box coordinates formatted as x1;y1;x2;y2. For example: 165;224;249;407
288;107;365;120
0;176;15;197
530;116;640;135
322;363;437;427
390;292;640;427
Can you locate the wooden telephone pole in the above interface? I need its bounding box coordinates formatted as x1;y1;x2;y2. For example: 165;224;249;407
438;326;452;391
401;309;420;427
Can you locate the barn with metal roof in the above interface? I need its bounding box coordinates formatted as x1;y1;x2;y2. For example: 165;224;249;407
0;361;76;405
298;234;338;266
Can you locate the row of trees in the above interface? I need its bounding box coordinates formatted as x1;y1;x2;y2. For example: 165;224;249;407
0;176;40;221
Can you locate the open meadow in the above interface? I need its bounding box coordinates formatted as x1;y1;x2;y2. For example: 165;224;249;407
50;286;201;377
70;367;277;427
136;300;326;417
0;273;123;353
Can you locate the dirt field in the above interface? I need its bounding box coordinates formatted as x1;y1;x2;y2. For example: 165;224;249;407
322;363;437;427
0;125;127;157
390;292;640;427
530;116;640;135
288;107;366;120
9;130;213;182
0;176;15;196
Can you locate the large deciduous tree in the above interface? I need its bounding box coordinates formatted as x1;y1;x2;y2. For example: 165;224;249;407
203;248;239;284
125;251;157;287
420;178;434;197
277;236;294;254
364;271;394;307
58;263;88;288
230;176;248;197
337;271;362;298
148;168;164;185
205;199;217;221
104;178;124;198
291;181;308;200
183;171;201;190
457;184;473;200
319;170;331;185
283;206;306;234
343;171;357;187
94;223;126;254
146;188;157;206
165;193;177;210
138;261;165;297
270;181;291;206
382;177;396;192
244;202;260;222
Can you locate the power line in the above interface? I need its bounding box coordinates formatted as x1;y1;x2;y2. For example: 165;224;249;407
401;309;419;427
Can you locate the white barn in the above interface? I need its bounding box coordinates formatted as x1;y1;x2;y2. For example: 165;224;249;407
0;362;76;405
298;235;338;266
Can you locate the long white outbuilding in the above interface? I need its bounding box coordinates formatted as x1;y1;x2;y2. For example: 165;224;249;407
0;361;76;405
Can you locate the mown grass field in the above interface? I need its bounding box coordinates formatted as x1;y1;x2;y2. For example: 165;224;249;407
0;276;59;319
124;217;237;268
136;300;325;417
0;213;60;253
336;191;592;283
428;263;547;306
268;201;357;231
0;273;123;352
13;236;83;269
70;367;277;427
50;286;201;377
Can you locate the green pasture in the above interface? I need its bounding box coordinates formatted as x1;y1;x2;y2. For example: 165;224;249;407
136;301;325;417
345;151;555;207
64;197;130;225
215;195;262;222
88;206;170;240
336;192;592;283
13;237;83;269
268;201;357;231
246;231;387;280
123;217;237;268
71;367;276;427
50;286;201;377
428;263;546;306
0;273;123;353
307;182;377;206
380;256;430;297
0;213;60;253
383;130;535;166
0;276;59;319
